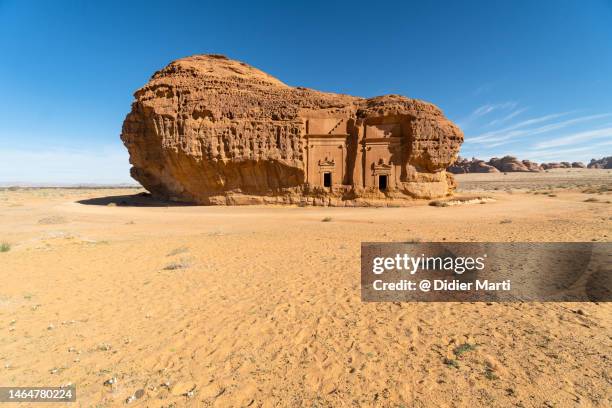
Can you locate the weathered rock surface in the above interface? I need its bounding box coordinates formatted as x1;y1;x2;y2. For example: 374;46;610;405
587;156;612;169
121;55;463;205
571;161;586;168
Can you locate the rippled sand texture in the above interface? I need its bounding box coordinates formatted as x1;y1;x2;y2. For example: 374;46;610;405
0;169;610;407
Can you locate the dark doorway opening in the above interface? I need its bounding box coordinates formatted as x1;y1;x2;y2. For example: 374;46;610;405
323;172;332;188
379;175;388;191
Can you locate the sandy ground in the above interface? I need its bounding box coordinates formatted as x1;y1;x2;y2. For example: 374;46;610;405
0;169;611;407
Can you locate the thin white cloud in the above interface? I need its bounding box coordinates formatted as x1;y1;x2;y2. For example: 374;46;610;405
467;112;571;142
478;102;517;116
504;112;574;130
534;126;612;149
487;108;528;127
484;140;515;148
467;113;612;145
529;144;611;158
472;83;493;96
466;140;612;164
458;101;518;128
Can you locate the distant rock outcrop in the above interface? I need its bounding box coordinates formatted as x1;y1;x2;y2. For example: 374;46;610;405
587;156;612;169
448;157;499;174
521;160;542;172
488;156;541;172
541;162;571;170
121;55;463;205
449;155;609;174
448;155;540;174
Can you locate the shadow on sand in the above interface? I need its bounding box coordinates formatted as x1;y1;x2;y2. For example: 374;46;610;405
77;193;195;207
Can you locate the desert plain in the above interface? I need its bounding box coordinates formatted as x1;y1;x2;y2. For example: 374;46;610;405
0;168;611;407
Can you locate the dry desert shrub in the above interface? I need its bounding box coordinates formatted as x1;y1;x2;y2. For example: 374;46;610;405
37;216;67;225
163;257;192;270
167;246;189;256
443;358;459;369
484;363;499;380
429;196;494;207
582;185;610;194
584;197;611;204
0;242;10;252
453;343;477;356
321;217;332;222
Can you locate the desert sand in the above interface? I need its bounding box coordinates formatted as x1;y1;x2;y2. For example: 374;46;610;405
0;169;610;407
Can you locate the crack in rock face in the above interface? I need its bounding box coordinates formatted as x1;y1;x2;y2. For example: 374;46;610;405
121;54;464;206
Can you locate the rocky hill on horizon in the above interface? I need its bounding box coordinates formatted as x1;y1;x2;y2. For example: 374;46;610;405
446;155;604;174
587;156;612;169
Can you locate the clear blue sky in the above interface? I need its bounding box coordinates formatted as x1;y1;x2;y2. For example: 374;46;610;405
1;0;611;183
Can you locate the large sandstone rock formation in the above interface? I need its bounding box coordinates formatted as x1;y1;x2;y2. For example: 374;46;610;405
121;55;463;205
